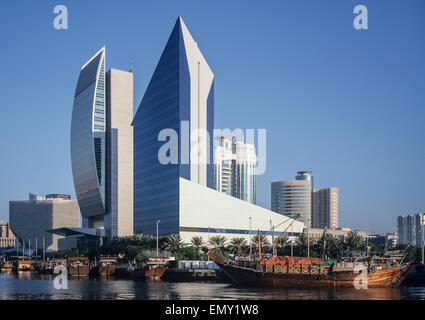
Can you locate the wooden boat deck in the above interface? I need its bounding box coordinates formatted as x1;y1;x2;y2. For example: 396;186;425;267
208;251;412;288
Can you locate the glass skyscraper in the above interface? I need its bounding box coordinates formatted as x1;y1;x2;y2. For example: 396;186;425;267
70;47;134;237
214;136;257;204
133;17;214;236
271;171;313;227
71;47;106;228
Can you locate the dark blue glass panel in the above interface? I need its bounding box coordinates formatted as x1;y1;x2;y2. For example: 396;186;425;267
133;19;203;237
133;21;181;236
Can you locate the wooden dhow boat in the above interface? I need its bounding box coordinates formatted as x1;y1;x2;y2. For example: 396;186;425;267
67;257;90;276
38;260;66;274
208;215;412;288
144;257;168;280
0;260;14;272
208;251;412;288
12;256;33;272
95;257;117;277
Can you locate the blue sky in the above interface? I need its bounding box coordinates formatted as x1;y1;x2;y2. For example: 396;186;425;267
0;0;424;233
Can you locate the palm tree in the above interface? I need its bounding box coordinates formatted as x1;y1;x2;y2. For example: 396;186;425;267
165;234;184;253
344;231;365;252
318;234;341;259
251;234;271;253
228;237;248;255
137;234;155;247
274;236;289;255
296;234;309;257
208;235;227;251
190;236;205;254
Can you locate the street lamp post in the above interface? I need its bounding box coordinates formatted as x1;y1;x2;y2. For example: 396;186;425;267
291;224;294;257
156;220;160;258
207;226;210;261
270;220;277;256
249;217;252;257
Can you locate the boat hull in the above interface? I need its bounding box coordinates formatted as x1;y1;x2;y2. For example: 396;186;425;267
68;265;90;277
208;253;412;288
97;265;116;277
14;261;33;272
145;266;165;280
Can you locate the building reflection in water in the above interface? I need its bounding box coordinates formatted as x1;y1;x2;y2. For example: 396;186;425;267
0;273;420;300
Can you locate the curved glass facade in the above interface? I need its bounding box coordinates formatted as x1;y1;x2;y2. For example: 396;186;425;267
271;176;313;227
71;48;106;219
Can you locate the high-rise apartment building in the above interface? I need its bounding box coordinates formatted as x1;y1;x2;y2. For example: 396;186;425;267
70;47;134;238
132;17;214;236
271;171;313;227
214;136;256;204
312;187;339;229
397;213;425;246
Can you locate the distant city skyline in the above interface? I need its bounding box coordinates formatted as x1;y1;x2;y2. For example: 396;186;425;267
1;1;424;233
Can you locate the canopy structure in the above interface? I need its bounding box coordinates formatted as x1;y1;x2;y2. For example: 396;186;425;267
1;247;54;255
46;227;105;238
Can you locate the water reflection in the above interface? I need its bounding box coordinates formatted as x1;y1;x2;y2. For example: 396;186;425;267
0;272;424;300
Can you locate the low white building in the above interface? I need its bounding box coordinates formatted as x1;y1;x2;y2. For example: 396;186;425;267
179;178;304;244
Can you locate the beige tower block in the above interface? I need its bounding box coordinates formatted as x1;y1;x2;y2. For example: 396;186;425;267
106;68;134;237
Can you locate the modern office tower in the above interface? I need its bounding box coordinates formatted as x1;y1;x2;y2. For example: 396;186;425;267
131;17;304;241
271;171;313;227
0;221;16;249
214;136;256;204
70;47;134;239
105;69;134;238
397;213;425;246
133;17;214;236
71;47;106;228
312;187;339;229
9;193;80;250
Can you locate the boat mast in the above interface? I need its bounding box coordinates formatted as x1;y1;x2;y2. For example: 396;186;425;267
268;214;300;253
257;229;261;260
307;231;310;258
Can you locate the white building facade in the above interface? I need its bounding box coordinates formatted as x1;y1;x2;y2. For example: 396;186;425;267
179;178;304;243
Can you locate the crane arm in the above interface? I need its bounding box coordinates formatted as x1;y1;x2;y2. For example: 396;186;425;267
268;214;300;252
